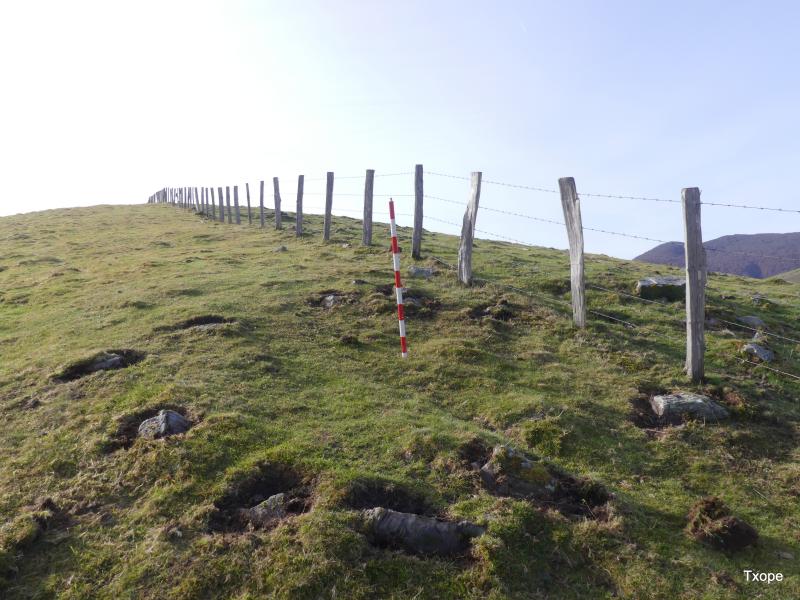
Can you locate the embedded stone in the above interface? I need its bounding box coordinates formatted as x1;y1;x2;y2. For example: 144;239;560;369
635;276;685;301
137;410;192;439
737;315;766;329
408;266;434;279
650;393;728;422
362;507;484;556
479;445;555;499
742;343;774;362
245;493;288;527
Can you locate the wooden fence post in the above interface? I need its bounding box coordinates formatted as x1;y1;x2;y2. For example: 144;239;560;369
363;169;374;245
457;172;482;285
296;175;304;236
218;187;225;222
246;183;252;225
233;186;241;224
226;187;232;223
273;177;282;229
558;177;586;328
412;164;423;258
682;187;706;382
323;171;334;241
259;181;265;228
195;187;200;213
200;187;205;214
210;188;216;220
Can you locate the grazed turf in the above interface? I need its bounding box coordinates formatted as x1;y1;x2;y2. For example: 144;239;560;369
0;204;798;599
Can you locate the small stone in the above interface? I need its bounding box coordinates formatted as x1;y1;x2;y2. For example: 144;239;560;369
137;410;191;440
635;276;685;301
246;493;288;527
778;551;794;560
742;343;774;362
351;279;367;285
341;243;351;248
274;245;288;253
408;266;434;279
322;294;339;308
89;353;125;373
737;315;765;329
650;393;728;422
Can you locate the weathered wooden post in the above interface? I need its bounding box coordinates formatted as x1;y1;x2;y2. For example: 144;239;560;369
210;188;216;220
457;172;482;285
323;171;334;241
226;187;232;224
273;177;282;229
218;187;225;222
682;187;706;382
233;186;241;224
195;187;200;212
296;175;304;236
362;169;374;245
259;180;265;228
246;183;252;224
412;164;424;258
559;177;586;328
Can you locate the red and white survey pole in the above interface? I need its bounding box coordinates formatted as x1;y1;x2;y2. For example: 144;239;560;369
389;199;408;358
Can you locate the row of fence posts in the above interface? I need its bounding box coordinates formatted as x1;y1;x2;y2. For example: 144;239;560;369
148;167;426;255
148;169;706;383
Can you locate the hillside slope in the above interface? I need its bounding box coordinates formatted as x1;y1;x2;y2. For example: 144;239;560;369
777;268;800;283
635;232;800;278
0;205;799;599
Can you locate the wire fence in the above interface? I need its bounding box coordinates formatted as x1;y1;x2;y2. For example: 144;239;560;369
148;166;800;385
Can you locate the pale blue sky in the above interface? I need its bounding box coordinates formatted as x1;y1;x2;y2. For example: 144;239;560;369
1;1;799;258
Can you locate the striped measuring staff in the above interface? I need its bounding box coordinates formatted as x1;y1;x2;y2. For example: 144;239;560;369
388;199;408;358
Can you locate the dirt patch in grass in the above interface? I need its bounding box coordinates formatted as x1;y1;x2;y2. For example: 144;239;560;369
686;497;758;551
342;477;436;516
368;285;442;318
467;298;516;322
209;463;313;533
306;289;360;309
102;404;193;452
457;437;492;469
53;349;145;382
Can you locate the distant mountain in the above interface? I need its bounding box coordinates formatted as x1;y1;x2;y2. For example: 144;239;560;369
634;232;800;278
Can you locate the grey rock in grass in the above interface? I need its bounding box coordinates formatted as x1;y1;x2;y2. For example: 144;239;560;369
363;507;484;556
650;393;728;421
322;294;340;308
408;266;434;279
742;343;774;363
245;493;288;527
137;410;191;439
737;315;766;329
479;446;555;499
274;245;288;253
89;353;125;373
635;276;685;301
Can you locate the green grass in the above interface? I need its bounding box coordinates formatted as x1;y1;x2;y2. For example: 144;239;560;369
0;204;798;599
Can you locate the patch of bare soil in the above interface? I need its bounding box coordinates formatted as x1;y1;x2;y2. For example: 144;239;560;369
209;463;313;533
686;497;758;551
53;349;145;382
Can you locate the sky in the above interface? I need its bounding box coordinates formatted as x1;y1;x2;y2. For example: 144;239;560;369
1;0;799;258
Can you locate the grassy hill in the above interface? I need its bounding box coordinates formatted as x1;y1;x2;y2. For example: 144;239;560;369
776;268;800;283
1;204;799;599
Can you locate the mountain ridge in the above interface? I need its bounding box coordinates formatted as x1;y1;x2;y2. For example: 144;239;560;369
634;232;800;278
